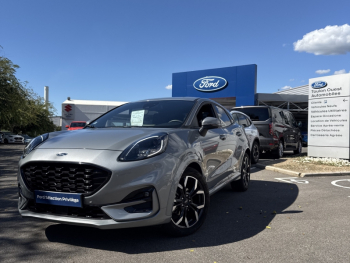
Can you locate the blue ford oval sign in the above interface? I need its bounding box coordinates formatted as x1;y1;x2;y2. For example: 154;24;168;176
311;81;327;89
193;76;227;92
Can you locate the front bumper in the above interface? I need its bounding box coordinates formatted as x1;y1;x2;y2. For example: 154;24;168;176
9;139;24;143
19;207;170;229
18;148;179;229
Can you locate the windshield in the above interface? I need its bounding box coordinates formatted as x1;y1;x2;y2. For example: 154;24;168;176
70;122;86;127
234;107;270;121
90;100;195;128
3;132;15;135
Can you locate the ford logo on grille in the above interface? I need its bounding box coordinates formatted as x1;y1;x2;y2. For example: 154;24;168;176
311;81;327;89
193;76;227;92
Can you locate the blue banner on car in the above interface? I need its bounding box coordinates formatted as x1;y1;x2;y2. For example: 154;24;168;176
35;190;83;208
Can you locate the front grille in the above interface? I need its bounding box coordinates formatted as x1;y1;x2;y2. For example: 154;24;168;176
21;162;111;196
27;200;111;219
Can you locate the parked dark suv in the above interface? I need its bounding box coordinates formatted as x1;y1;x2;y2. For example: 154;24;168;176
232;106;302;158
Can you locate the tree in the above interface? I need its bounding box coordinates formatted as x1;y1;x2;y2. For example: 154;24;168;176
0;54;57;135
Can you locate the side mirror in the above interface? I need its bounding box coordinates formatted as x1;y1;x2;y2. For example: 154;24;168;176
199;117;220;136
297;121;302;128
65;125;69;128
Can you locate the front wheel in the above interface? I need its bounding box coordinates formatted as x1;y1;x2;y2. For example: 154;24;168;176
231;152;250;192
164;167;209;236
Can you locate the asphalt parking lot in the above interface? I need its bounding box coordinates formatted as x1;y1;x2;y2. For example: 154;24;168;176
1;144;350;263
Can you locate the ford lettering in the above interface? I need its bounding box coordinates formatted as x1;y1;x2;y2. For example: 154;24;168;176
311;81;327;89
193;76;227;92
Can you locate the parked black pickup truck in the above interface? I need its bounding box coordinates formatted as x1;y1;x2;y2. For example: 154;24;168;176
232;106;302;158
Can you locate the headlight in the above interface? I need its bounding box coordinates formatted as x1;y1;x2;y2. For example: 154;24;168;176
118;133;168;161
23;133;49;158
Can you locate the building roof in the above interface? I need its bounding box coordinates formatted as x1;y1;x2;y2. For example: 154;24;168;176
274;84;309;95
136;97;199;102
62;99;127;106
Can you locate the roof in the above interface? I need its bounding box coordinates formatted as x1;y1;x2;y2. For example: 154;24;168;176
274;85;309;95
62;99;127;106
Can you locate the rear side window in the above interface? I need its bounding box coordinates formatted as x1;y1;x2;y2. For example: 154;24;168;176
237;114;250;127
272;109;284;124
234;108;270;121
214;105;232;127
230;113;239;124
282;111;290;125
288;112;297;127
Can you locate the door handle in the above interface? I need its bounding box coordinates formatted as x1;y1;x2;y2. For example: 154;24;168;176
236;131;242;136
220;135;227;140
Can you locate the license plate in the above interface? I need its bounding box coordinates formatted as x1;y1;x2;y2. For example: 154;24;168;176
35;190;83;208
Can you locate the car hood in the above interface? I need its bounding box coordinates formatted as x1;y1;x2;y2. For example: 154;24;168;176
38;128;175;151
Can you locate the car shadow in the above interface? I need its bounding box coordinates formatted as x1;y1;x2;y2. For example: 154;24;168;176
45;180;299;254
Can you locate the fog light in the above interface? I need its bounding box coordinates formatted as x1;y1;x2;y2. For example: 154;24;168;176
122;187;155;213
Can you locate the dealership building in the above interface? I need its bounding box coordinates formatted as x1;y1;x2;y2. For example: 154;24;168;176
61;64;309;129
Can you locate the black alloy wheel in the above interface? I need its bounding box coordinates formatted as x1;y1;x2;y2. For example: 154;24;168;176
164;167;209;236
231;152;251;192
251;141;260;164
294;140;302;154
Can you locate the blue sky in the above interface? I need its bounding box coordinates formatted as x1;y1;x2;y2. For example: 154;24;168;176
1;0;350;114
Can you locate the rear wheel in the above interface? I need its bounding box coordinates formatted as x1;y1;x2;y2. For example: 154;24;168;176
294;140;302;154
164;167;209;236
4;139;8;144
272;140;283;159
231;152;250;192
251;141;260;164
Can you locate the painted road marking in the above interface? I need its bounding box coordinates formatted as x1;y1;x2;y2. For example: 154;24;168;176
275;177;309;184
331;179;350;189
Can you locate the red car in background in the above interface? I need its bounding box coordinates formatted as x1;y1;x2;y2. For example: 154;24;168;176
66;121;86;131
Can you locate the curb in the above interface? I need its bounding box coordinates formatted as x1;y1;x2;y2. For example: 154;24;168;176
254;164;350;177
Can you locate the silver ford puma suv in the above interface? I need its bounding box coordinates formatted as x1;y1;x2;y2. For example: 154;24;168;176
18;97;251;236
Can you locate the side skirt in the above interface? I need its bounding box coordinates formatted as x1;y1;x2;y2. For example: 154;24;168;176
208;172;241;196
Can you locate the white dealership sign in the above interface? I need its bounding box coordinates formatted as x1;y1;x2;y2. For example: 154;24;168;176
308;74;350;159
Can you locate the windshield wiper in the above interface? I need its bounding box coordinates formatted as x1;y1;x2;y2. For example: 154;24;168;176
85;124;95;128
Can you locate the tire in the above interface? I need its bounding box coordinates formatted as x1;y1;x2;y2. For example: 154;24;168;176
4;139;8;144
231;152;250;192
294;140;302;154
251;141;260;164
163;167;209;237
272;140;283;159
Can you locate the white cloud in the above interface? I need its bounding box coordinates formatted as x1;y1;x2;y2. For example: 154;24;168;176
281;86;292;90
289;79;295;81
165;85;172;90
315;69;330;74
334;69;346;75
282;43;288;47
294;24;350;55
301;80;305;83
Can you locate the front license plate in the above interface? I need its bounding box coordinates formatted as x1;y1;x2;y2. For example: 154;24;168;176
35;190;83;208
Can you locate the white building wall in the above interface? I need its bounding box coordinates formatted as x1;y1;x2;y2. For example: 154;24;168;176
61;99;127;130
